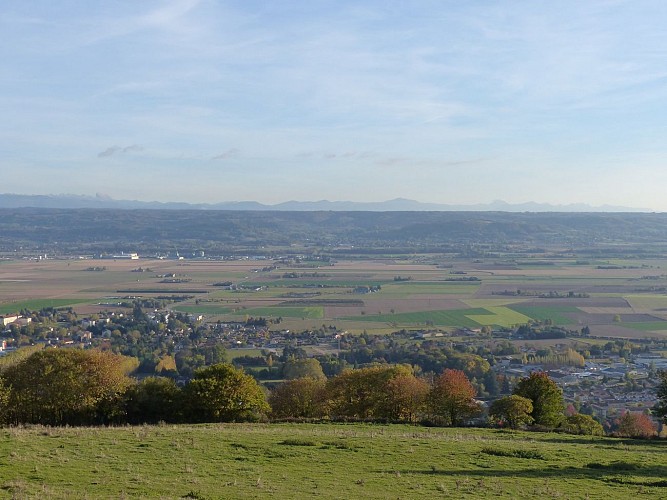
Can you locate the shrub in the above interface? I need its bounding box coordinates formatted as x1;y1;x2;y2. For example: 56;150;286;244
183;363;269;423
615;411;657;439
561;414;604;436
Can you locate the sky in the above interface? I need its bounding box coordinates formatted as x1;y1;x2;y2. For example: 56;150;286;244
2;1;667;209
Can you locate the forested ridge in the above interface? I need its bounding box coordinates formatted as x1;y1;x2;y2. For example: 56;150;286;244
3;209;667;255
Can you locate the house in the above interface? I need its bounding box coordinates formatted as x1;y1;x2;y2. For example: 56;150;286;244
0;315;19;326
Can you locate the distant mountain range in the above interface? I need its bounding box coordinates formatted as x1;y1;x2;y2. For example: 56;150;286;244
0;193;649;212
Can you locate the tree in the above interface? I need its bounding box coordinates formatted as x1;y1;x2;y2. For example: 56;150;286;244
325;365;412;420
201;344;226;365
125;377;182;424
2;349;134;425
428;369;481;426
561;414;604;436
183;363;269;422
282;358;326;380
616;411;657;438
269;377;327;419
384;374;430;423
489;395;534;429
483;370;500;397
154;355;178;375
0;378;10;425
513;371;564;427
654;369;667;424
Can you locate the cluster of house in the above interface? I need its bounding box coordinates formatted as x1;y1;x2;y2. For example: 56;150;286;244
494;354;666;423
3;308;665;430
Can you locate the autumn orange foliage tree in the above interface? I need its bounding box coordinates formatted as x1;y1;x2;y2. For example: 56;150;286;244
616;411;657;438
428;369;480;426
384;374;430;422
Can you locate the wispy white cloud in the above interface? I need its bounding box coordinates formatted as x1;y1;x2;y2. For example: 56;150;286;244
98;144;144;158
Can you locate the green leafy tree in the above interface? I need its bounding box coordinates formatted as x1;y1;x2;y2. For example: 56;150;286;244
449;353;491;379
325;365;412;420
125;377;182;424
489;395;534;429
561;414;604;436
282;358;326;380
428;369;481;426
202;344;226;365
269;377;327;419
183;363;269;422
483;370;500;397
513;371;564;428
0;378;10;425
654;369;667;424
0;345;44;371
3;349;134;425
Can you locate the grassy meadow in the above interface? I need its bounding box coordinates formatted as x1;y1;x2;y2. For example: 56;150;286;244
0;423;664;499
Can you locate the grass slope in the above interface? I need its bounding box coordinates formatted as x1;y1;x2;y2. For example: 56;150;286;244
0;424;664;499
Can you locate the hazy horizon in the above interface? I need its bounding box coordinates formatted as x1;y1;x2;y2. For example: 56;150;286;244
0;192;652;212
3;2;667;210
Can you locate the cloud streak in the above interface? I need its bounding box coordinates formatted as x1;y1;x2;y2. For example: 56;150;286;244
98;145;144;158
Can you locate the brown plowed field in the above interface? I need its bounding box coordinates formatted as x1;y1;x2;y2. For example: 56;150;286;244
587;324;667;339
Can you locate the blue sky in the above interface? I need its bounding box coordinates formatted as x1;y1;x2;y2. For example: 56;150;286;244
2;1;667;209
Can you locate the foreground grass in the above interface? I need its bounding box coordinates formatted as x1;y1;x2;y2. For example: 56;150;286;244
0;423;665;499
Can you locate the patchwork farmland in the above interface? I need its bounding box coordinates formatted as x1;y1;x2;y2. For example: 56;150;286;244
2;255;667;340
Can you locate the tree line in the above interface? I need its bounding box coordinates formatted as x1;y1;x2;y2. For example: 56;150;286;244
0;348;664;438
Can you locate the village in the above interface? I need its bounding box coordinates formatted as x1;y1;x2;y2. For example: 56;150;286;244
2;304;664;432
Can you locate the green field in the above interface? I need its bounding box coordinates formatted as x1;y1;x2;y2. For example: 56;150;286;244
229;306;324;319
346;308;491;327
0;423;664;499
346;306;534;328
0;298;93;315
466;306;532;328
507;305;581;325
6;257;667;335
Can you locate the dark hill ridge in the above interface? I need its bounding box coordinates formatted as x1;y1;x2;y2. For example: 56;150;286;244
2;209;667;255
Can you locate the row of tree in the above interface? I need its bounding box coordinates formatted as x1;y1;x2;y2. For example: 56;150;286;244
270;365;481;425
0;348;665;437
0;349;268;426
0;349;480;426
